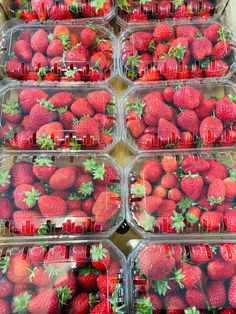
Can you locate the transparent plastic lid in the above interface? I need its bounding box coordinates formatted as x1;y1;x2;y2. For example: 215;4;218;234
116;0;227;27
118;21;236;84
0;239;126;313
0;154;124;237
0;80;119;153
129;240;236;313
8;0;116;23
122;80;236;153
0;20;116;82
126;151;236;236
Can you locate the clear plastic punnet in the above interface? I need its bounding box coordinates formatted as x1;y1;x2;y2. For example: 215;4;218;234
118;21;236;85
121;79;236;153
0;19;116;83
128;239;236;313
0;153;124;237
0;239;127;313
0;79;119;153
126;151;236;236
116;0;227;27
7;0;116;23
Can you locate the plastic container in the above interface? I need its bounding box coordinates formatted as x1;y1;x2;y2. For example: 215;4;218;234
118;21;236;85
0;239;127;313
128;239;236;313
0;19;116;83
0;79;119;153
121;79;236;153
126;150;236;237
0;153;124;237
7;0;116;23
116;0;227;27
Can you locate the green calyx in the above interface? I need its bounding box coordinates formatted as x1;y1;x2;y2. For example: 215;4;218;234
44;264;60;277
69;0;81;13
70;138;81;150
90;243;108;262
135;297;153;314
59;32;71;51
131;183;146;198
92;163;105;180
4;126;19;140
2;100;21;115
117;0;132;9
64;69;76;78
185;306;200;314
101;128;114;136
108;184;121;195
208;196;225;205
57;106;68;115
91;0;106;12
169;44;186;60
37;133;55;150
127;54;141;69
148;40;156;52
172;0;184;6
39;98;55;111
79;181;94;197
24;188;40;208
34;156;54;167
57;286;73;306
152;279;170;296
79;265;99;276
0;170;10;187
173;268;185;289
110;285;126;314
37;67;47;77
199;57;211;69
186;213;199;224
48;33;54;41
0;256;10;274
12;291;32;314
228;94;236;102
171;211;185;233
127;102;145;118
107;102;116;115
83;158;98;172
138;211;156;231
68;192;82;200
218;28;229;41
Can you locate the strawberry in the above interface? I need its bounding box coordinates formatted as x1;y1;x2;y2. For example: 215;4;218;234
177;110;199;135
80;27;97;48
54;270;77;294
224;210;236;232
90;243;110;271
19;9;38;22
189;64;203;78
59;110;75;130
202;160;228;184
140;196;162;214
33;157;56;182
90;52;107;71
185;289;206;308
128;9;149;23
195;98;216;119
176;25;199;43
182;155;210;174
156;199;176;217
13;184;39;210
28;288;59;314
203;24;221;42
5;59;25;80
207;258;235;280
173;86;200;109
94;114;113;130
200;211;223;231
0;197;13;219
90;301;116;314
140;160;162;182
6;252;32;284
0;278;13;298
92;191;120;224
181;174;203;201
143;100;172;127
190;244;213;263
13;40;32;63
216;95;236;123
164;295;187;313
46;39;64;58
36;121;64;149
207;178;226;204
70;244;88;268
87;90;112;113
207;281;226;308
77;266;98;292
161;173;177;189
199;116;223;144
138;67;160;82
31;0;53;17
12;209;41;235
157;57;178;80
19;89;48;113
158;118;180;145
10;162;35;187
71;98;94;118
223;177;236;199
72;118;100;147
130;32;153;51
29;99;57;130
30;29;48;53
161;155;178;172
28;246;45;265
138;244;175;280
131;180;152;197
169;189;183;202
191;37;212;60
212;41;232;60
29;265;58;287
49;166;76;190
229;275;236;307
65;49;87;68
49;4;71;20
204;60;229;77
68;293;90;314
38;195;67;217
31;52;48;69
153;23;174;42
175;263;202;289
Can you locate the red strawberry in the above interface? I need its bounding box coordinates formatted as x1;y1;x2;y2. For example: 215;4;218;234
90;52;107;71
5;59;25;80
207;258;235;280
28;288;58;314
49;4;71;20
38;195;67;217
204;60;229;77
10;162;35;187
140;160;162;182
29;265;57;287
207;178;226;204
158;118;180;145
12;210;41;235
199;116;223;144
169;189;183;202
29;99;57;130
90;243;110;271
128;9;149;23
189;64;203;78
46;39;64;58
164;295;187;313
49;166;76;190
216;95;236;123
94;114;113;130
157;57;178;80
0;197;13;219
71;98;94;117
0;278;13;298
203;24;221;42
190;244;213;263
70;244;88;268
97;274;118;295
19;89;48;113
54;270;77;295
33;157;56;182
92;191;120;224
212;41;232;59
68;293;90;314
65;49;87;68
229;275;236;307
28;246;45;265
72;118;100;147
140;196;162;214
13;184;39;210
153;43;169;64
191;37;212;60
6;252;32;284
182;155;210;174
185;289;206;308
202;160;228;184
223;177;236;199
87;90;112;113
177;110;199;135
207;281;226;308
59;110;75;130
156;199;176;217
176;263;202;289
138;67;160;82
143;100;172;126
138;244;175;280
224;210;236;232
161;173;177;189
173;86;200;109
77;266;98;292
181;174;204;201
200;211;223;231
153;23;174;42
130;32;153;51
176;25;199;43
195;98;216;119
80;27;96;48
13;40;32;62
161;155;178;172
30;29;48;53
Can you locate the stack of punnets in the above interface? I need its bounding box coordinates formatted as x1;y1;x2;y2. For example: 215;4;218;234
0;0;235;313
